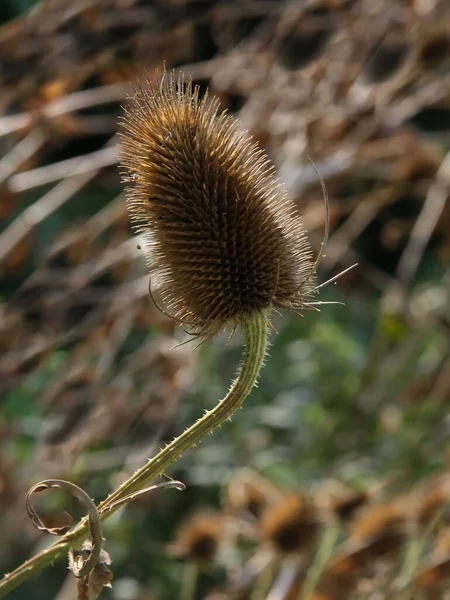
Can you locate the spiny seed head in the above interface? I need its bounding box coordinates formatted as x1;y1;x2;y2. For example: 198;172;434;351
415;476;450;528
260;494;320;555
228;479;268;519
119;71;316;338
349;501;409;546
169;512;223;563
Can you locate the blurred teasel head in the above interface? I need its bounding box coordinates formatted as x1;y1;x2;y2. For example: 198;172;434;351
168;511;224;564
260;494;321;555
119;70;317;339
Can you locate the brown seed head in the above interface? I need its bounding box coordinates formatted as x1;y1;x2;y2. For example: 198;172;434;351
226;471;275;520
414;476;450;528
325;504;409;584
169;511;223;564
415;557;450;593
119;71;315;338
417;30;450;69
260;494;320;555
230;481;268;520
315;480;369;524
349;500;410;553
329;489;369;524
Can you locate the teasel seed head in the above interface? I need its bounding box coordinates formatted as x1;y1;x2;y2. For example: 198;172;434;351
119;71;316;338
414;475;450;528
260;494;321;555
169;511;223;564
348;500;411;559
315;481;369;524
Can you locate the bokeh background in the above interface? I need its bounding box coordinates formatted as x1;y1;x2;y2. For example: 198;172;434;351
0;1;449;599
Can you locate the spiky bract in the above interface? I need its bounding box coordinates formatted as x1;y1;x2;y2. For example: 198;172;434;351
120;71;315;338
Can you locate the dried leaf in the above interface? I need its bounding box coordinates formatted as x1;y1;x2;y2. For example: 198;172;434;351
76;542;113;600
101;479;185;514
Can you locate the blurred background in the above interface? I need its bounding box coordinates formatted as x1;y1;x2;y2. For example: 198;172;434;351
0;1;449;599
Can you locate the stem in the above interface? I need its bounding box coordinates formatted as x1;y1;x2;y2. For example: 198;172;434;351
298;520;341;600
250;557;277;600
0;312;269;598
181;562;198;600
101;311;268;506
266;556;301;600
393;508;444;598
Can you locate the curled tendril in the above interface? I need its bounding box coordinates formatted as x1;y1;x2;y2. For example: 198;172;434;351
26;479;102;578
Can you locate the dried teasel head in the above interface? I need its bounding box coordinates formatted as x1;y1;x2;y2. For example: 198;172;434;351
416;28;450;70
226;468;282;520
315;480;369;524
227;478;269;520
260;493;321;555
168;511;224;564
347;499;411;562
414;475;450;528
119;71;318;339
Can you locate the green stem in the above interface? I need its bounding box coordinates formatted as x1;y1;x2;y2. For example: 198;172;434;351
393;508;445;598
181;562;198;600
298;520;341;600
250;556;277;600
0;312;269;598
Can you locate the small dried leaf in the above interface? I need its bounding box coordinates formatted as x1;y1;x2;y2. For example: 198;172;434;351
102;479;185;513
76;543;113;600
